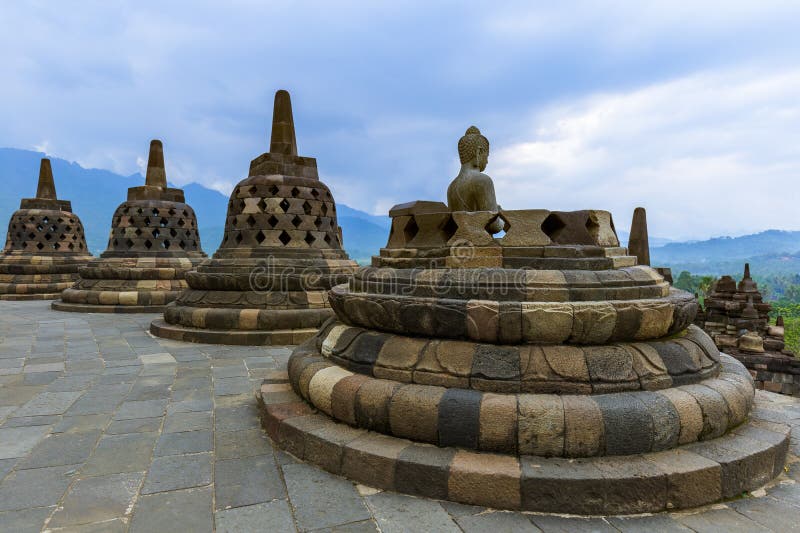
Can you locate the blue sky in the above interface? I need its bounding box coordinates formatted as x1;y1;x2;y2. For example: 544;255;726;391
2;1;800;240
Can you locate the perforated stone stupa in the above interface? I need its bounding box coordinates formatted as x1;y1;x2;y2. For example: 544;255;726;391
0;159;93;300
150;90;357;345
52;140;206;313
258;126;789;515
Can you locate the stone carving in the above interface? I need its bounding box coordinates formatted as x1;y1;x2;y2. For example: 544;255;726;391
150;90;358;345
447;126;503;233
257;126;783;515
52;140;206;312
0;159;93;299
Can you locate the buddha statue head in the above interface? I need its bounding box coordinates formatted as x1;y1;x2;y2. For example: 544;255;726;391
457;126;489;171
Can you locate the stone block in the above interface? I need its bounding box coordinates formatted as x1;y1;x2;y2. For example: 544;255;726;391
388;384;444;443
518;394;564;456
448;451;521;509
394;444;456;500
478;393;518;454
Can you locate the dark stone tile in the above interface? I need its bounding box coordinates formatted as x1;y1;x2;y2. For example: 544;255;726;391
155;430;213;456
437;388;481;448
131;487;213;533
0;464;77;511
48;472;144;528
215;499;295;533
142;452;213;494
215;454;285;510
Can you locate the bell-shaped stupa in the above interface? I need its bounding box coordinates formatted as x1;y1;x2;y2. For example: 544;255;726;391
52;140;206;312
257;125;789;515
0;159;93;299
150;90;358;345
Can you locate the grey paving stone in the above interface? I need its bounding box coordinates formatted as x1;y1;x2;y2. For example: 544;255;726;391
0;458;16;480
608;514;693;532
155;429;213;456
17;430;100;469
51;517;128;532
81;432;158;476
141;452;213;494
0;425;50;459
214;377;254;396
1;414;59;427
215;454;286;510
728;496;800;531
214;404;261;432
65;388;129;416
12;390;83;416
163;410;213;433
0;464;77;511
48;472;143;528
215;428;274;459
130;486;214;532
456;511;543;532
215;499;296;533
0;506;54;533
366;491;460;533
528;515;618;532
113;399;169;420
106;416;162;435
52;413;112;434
325;520;380;532
674;507;771;532
23;371;61;385
283;463;370;531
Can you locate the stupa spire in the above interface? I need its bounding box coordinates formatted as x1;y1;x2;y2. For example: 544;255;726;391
628;207;650;266
269;90;298;156
743;262;751;280
145;140;167;188
36;159;57;200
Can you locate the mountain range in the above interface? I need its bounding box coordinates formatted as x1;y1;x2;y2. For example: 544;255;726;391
2;147;799;276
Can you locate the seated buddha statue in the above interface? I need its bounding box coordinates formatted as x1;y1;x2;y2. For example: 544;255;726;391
447;126;504;233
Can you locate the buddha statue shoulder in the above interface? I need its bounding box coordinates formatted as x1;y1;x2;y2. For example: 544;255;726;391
447;126;503;233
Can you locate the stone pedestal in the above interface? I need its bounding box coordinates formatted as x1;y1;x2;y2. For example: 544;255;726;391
52;140;206;313
0;159;93;300
150;90;357;344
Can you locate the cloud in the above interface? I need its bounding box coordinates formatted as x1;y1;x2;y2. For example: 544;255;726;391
490;67;800;240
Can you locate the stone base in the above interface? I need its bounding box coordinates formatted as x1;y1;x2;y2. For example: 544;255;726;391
0;292;64;301
257;374;790;515
51;301;165;314
149;318;317;346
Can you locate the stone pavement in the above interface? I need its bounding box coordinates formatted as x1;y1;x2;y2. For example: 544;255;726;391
0;301;799;532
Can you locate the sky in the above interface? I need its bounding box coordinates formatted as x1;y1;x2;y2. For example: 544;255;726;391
1;0;800;241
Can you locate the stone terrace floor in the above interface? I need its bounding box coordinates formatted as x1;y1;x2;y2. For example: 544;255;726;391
0;301;799;532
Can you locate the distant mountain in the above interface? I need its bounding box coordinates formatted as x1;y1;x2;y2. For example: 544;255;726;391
0;148;389;263
652;230;800;276
617;230;674;248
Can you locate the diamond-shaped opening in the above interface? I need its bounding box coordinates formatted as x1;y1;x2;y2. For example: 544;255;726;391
485;212;509;237
403;217;419;243
238;199;246;211
168;208;176;216
50;224;57;232
125;239;134;249
278;230;291;246
36;242;44;250
291;187;300;197
21;241;27;248
112;238;118;247
304;232;316;246
162;240;171;249
231;217;238;228
170;228;178;237
257;198;268;212
28;232;35;239
53;242;60;250
255;230;266;244
152;208;160;216
302;201;313;215
267;215;279;228
135;228;142;236
160;217;169;227
144;240;153;249
68;243;75;250
121;208;128;215
585;214;600;240
291;215;302;228
78;243;84;249
268;184;279;196
246;215;257;227
248;185;258;195
235;233;243;244
314;217;323;229
152;229;160;238
324;233;333;246
541;213;566;242
72;235;77;241
36;224;44;232
311;189;320;198
443;216;458;240
28;216;35;222
143;217;151;226
279;199;290;212
136;208;143;215
325;191;331;200
44;233;52;241
42;216;49;224
59;233;66;241
183;210;189;217
179;240;186;249
178;218;186;227
65;225;72;232
321;204;330;217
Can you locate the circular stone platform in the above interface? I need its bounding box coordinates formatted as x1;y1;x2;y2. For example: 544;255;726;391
257;357;790;515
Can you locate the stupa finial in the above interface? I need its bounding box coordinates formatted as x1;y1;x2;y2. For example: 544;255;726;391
743;262;751;280
628;207;650;266
36;158;57;200
270;90;298;156
145;140;167;188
